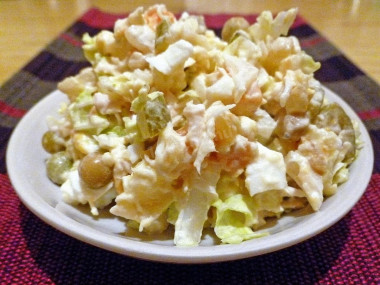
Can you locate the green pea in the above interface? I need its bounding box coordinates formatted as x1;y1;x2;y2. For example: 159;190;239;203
46;151;73;185
42;130;65;153
79;153;113;189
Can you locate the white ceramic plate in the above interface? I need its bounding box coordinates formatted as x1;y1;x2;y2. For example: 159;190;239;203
7;87;373;263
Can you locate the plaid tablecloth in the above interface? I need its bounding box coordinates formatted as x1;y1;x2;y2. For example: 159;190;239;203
1;8;379;284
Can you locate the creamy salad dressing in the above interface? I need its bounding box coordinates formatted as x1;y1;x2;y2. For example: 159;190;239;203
42;5;358;246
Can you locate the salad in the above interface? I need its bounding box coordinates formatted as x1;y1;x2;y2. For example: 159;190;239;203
42;5;359;246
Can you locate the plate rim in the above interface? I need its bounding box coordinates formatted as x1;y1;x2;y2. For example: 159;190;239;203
6;86;374;263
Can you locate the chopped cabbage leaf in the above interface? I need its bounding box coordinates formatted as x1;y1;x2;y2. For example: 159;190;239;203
125;25;156;53
245;143;287;196
285;151;323;211
213;194;268;244
249;8;298;42
82;33;97;64
122;115;141;143
147;122;190;180
146;39;194;75
183;101;234;172
110;160;177;231
252;108;277;144
216;173;246;201
174;163;221;246
223;53;259;104
68;90;110;134
286;124;350;202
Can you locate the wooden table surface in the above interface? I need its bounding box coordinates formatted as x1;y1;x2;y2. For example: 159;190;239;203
1;0;379;86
